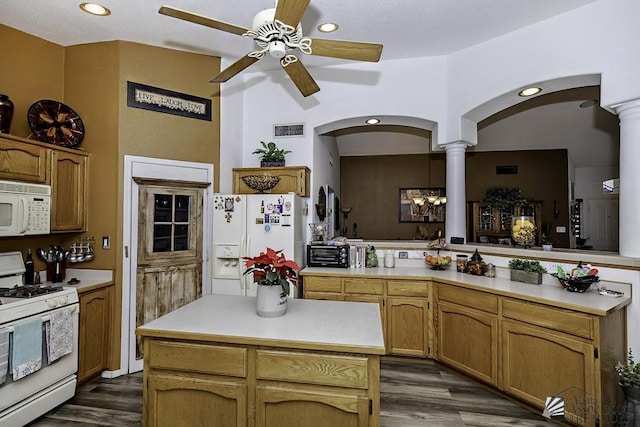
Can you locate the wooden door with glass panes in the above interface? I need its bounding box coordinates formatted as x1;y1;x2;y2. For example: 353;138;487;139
135;180;206;360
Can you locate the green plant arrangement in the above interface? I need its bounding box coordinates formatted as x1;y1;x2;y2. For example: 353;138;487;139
252;141;291;167
508;258;547;273
616;349;640;387
508;258;546;285
483;187;530;208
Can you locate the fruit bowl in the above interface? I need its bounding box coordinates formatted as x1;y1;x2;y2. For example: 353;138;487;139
552;273;599;293
241;175;280;193
425;252;451;270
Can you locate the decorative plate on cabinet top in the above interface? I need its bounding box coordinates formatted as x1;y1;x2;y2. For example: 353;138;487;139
27;99;85;148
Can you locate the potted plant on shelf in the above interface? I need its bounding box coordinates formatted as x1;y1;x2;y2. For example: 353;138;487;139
252;141;291;167
508;258;546;285
243;247;300;317
616;348;640;426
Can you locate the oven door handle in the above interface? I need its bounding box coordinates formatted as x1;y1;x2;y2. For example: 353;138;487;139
3;305;78;333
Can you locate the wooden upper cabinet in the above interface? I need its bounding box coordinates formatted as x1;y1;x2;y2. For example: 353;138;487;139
233;166;310;197
0;137;49;183
0;134;89;232
50;150;88;232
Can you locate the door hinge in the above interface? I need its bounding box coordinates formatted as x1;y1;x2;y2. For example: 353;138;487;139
428;302;430;309
594;348;599;359
369;399;373;415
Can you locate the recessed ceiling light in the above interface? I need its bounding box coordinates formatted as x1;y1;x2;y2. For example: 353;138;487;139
365;118;380;125
579;99;598;108
518;87;542;97
317;23;338;33
80;3;111;16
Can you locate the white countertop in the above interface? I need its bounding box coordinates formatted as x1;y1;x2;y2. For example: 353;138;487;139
301;266;631;316
40;268;114;292
137;294;386;355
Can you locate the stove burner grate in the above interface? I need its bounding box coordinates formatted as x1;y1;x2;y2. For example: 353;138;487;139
0;285;64;298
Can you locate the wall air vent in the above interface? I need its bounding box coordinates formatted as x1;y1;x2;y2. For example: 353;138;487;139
274;123;304;138
496;165;518;174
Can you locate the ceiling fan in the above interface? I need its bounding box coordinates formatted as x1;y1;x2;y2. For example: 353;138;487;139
159;0;383;97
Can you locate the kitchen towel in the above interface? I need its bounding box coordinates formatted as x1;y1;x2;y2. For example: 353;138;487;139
46;308;73;363
0;328;9;384
11;317;42;380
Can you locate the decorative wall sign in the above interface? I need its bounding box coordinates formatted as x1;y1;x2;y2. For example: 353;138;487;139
127;81;212;121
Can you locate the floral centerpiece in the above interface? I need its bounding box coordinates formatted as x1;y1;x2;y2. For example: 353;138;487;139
243;248;300;317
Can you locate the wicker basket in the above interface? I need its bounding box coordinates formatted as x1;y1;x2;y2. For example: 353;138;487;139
552;273;599;293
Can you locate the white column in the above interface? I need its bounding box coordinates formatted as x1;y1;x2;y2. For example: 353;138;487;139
613;99;640;257
441;141;474;243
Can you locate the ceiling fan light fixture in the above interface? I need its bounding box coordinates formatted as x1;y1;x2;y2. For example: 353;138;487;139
518;87;542;97
318;22;338;33
269;41;287;58
79;3;111;16
366;118;380;125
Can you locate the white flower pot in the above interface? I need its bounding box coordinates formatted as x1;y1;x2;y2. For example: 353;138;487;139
256;284;287;318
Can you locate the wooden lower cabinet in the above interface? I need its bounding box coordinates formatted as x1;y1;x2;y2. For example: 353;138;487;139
78;284;113;384
143;341;380;426
256;384;370;427
436;300;498;386
502;320;596;425
147;374;246;427
301;273;625;427
387;298;429;357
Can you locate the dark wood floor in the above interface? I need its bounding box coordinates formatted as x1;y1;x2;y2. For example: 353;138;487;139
29;359;551;426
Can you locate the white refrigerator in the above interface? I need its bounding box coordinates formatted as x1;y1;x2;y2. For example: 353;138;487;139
212;193;305;298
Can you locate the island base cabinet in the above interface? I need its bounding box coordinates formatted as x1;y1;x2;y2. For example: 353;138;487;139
436;301;498;386
502;321;597;426
146;374;246;427
256;384;370;427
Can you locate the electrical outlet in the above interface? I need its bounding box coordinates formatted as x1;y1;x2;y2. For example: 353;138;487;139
556;226;566;233
398;251;408;259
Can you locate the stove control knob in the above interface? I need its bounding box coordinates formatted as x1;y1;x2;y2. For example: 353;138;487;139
48;299;58;308
58;296;68;305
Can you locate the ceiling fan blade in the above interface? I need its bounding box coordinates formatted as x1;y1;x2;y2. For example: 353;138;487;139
281;57;320;97
159;6;249;36
210;55;260;83
274;0;311;28
309;38;383;62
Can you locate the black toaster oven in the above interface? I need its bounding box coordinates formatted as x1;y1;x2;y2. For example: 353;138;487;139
306;244;349;268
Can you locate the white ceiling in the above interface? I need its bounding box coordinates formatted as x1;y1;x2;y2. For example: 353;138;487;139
1;0;618;167
1;0;599;69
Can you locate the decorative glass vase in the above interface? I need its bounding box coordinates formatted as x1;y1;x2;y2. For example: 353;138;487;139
511;215;536;247
0;94;14;134
256;284;287;317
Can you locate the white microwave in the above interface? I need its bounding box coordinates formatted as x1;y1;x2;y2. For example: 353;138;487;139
0;180;51;237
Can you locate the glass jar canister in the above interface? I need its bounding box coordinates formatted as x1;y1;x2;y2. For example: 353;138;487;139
456;254;468;272
0;94;14;134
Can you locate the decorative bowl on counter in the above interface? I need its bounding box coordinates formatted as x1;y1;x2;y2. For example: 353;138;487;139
241;175;280;193
425;252;451;270
552;273;599;293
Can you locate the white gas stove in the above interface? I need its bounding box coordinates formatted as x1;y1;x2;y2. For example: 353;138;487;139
0;251;79;426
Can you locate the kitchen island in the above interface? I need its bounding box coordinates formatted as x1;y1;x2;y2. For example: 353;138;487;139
301;265;630;427
136;294;385;427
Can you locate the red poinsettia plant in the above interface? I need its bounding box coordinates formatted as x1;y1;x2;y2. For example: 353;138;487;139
243;248;300;295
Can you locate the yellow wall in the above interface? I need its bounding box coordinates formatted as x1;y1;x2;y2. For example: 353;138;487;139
0;25;64;138
1;27;221;371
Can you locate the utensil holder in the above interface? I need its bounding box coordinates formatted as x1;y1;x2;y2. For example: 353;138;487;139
46;261;66;283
